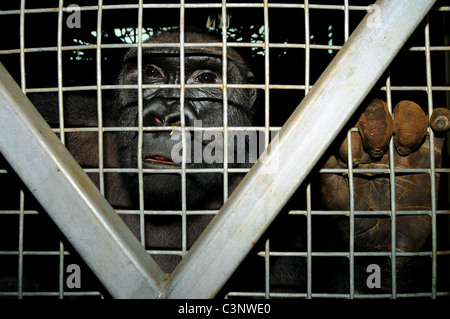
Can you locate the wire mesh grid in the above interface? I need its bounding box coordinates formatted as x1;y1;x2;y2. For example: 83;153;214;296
0;0;449;299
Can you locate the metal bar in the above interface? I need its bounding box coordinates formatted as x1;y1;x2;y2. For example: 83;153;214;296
347;129;355;298
59;241;64;299
344;0;349;41
306;184;312;299
424;14;438;299
263;0;271;151
11;83;449;93
179;0;188;257
56;7;69;289
4;163;442;175
386;75;397;298
96;0;105;196
2;3;416;14
0;62;165;298
222;0;230;203
137;0;146;246
257;251;441;258
17;0;26;299
3;42;449;57
18;191;24;299
225;291;450;299
264;237;270;299
57;0;65;146
163;0;437;299
343;0;354;299
304;0;312;299
263;0;271;300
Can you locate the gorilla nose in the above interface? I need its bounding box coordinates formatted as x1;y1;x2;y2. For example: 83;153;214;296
143;98;197;127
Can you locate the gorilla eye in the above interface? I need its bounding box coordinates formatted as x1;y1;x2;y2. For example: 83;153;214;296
197;72;216;84
144;65;163;78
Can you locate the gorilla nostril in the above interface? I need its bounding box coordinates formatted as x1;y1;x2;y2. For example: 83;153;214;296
164;113;181;127
143;99;198;127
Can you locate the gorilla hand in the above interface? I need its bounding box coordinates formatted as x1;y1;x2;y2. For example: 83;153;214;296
320;99;448;252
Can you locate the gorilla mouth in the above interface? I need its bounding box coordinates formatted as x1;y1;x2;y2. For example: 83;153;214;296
145;155;175;165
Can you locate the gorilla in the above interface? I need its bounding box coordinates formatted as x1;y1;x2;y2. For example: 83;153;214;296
28;30;259;277
116;30;256;210
114;30;258;273
20;29;450;296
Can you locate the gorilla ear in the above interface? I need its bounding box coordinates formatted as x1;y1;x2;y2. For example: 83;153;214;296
249;87;257;108
246;70;257;108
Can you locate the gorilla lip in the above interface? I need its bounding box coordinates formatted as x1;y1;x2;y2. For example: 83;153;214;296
145;155;175;165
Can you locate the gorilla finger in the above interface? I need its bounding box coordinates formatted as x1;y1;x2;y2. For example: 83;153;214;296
393;100;427;156
338;131;363;166
430;108;450;132
356;98;393;158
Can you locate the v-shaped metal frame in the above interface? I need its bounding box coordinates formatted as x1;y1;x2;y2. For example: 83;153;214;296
0;0;436;299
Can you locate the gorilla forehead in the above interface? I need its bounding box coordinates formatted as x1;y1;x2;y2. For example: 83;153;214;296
122;30;252;76
143;54;224;75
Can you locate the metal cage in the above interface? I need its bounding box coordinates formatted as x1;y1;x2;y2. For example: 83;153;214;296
0;0;449;299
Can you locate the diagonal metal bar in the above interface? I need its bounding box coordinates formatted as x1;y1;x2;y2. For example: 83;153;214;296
163;0;436;299
0;62;165;299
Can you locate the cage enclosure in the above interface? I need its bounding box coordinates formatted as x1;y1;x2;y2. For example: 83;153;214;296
0;0;449;299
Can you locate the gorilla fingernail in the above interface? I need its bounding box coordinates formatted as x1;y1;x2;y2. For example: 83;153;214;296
356;98;393;158
393;100;428;156
430;107;450;132
338;131;363;166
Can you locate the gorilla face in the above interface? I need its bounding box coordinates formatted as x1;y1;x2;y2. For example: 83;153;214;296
116;31;257;209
